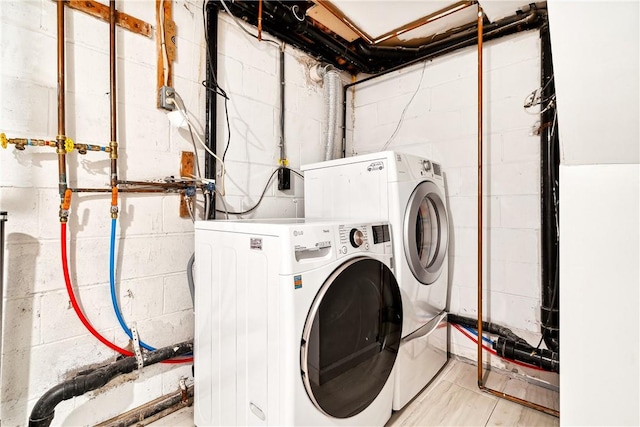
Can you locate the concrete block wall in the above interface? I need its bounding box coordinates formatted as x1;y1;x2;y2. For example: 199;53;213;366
215;14;330;219
0;0;204;424
0;2;331;425
347;30;545;369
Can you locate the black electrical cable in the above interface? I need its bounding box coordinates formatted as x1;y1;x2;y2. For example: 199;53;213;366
215;166;303;216
28;340;193;427
202;1;234;165
215;167;281;216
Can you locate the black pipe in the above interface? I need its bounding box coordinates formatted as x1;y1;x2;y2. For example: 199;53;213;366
340;6;546;151
205;0;218;219
222;1;545;75
493;337;559;373
449;313;531;347
539;22;560;353
28;341;193;427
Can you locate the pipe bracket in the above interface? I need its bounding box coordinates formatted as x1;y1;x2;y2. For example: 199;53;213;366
130;324;144;370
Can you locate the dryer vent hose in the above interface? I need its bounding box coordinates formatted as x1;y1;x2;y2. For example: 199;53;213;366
322;68;342;161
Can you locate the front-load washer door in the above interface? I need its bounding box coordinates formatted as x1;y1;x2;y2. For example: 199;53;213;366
404;181;449;285
300;257;402;419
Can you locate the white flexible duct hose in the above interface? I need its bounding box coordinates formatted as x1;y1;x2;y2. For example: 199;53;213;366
322;69;342;161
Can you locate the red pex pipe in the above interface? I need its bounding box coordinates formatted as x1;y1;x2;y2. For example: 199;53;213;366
61;223;192;364
452;323;545;372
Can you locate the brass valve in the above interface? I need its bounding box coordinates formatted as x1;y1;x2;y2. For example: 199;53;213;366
65;137;74;153
1;133;7;149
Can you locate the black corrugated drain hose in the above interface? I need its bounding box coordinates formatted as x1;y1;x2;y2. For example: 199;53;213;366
28;340;193;427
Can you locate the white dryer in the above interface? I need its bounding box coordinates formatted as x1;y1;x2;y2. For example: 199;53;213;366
302;151;449;410
194;219;403;426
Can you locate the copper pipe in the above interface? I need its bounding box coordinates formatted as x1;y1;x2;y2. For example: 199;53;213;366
482;388;560;417
71;188;179;194
109;0;118;190
476;6;484;390
475;7;559;417
373;1;475;45
257;0;263;41
117;180;193;188
56;0;68;206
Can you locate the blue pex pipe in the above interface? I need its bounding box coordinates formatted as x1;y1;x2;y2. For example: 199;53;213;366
109;218;158;351
461;324;495;345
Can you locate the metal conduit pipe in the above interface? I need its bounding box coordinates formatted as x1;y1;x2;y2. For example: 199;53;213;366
28;341;193;427
279;47;286;163
56;0;68;220
475;8;558;417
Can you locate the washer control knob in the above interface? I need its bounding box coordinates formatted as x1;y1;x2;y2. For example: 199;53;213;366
349;229;365;248
422;160;432;172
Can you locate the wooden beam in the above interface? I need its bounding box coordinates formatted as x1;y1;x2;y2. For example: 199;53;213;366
179;151;195;218
64;0;152;38
156;0;177;100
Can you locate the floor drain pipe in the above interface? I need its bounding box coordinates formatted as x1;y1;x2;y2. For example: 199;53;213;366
475;7;558;417
28;341;193;427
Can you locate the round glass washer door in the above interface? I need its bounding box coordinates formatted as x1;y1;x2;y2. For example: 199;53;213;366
404;181;449;285
300;257;402;419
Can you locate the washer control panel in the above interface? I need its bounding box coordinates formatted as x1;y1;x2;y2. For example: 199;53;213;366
349;228;365;248
334;223;392;258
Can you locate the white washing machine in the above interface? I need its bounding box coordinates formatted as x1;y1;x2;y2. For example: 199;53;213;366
194;219;403;426
302;151;449;410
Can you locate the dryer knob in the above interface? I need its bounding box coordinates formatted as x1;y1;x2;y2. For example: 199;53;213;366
349;229;365;248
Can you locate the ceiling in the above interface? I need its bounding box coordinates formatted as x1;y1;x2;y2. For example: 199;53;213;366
218;0;547;73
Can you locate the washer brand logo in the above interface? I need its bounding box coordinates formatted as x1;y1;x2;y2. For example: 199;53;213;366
323;229;330;233
250;238;262;250
367;161;384;172
293;230;303;236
